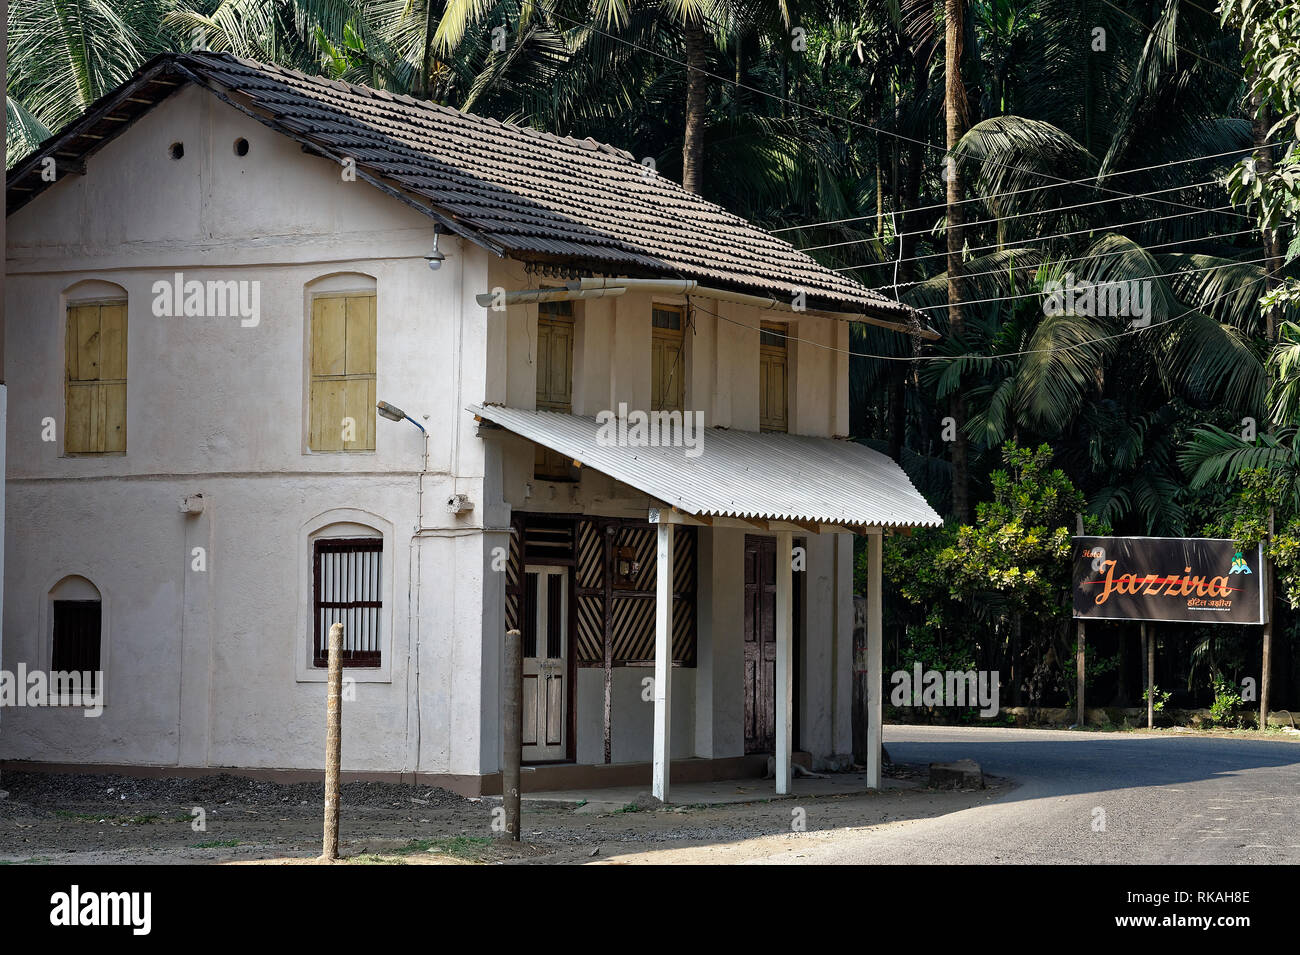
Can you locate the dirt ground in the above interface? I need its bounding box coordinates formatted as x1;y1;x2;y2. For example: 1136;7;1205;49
0;765;1008;865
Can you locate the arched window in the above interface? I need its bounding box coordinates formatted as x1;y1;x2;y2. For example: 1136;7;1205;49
49;575;102;696
310;523;383;667
64;282;128;454
305;273;377;453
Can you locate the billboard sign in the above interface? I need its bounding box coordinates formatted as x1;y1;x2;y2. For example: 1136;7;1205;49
1072;536;1265;624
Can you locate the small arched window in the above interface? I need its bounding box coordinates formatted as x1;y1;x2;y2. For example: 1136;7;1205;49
311;525;383;667
49;575;102;696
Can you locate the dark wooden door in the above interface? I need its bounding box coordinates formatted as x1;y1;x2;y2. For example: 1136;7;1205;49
744;536;777;753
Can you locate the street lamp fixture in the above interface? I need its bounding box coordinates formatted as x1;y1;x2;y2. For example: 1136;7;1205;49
377;400;426;433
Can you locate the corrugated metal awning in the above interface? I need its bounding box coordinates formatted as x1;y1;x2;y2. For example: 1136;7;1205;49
470;405;943;531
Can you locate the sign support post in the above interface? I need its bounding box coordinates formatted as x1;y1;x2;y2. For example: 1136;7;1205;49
1261;508;1274;731
1075;515;1085;728
1143;622;1153;730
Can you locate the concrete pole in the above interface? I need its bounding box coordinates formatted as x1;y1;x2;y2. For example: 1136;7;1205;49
503;628;522;840
775;531;794;795
1146;624;1154;730
866;531;883;790
322;621;343;861
652;522;674;803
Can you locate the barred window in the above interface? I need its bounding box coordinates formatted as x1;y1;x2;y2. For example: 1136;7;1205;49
52;600;102;695
312;537;382;667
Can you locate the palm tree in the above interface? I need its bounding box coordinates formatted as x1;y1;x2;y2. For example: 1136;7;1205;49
435;0;744;194
7;0;178;162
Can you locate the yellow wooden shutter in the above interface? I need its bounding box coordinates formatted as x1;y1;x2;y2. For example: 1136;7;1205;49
310;293;376;451
759;322;788;433
535;301;575;478
65;302;127;453
651;306;685;413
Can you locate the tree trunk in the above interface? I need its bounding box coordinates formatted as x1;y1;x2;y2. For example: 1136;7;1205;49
902;46;928;441
418;0;436;100
1251;66;1281;728
682;17;708;195
945;0;971;522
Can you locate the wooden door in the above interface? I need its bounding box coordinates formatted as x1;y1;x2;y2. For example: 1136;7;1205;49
521;565;569;761
744;536;777;754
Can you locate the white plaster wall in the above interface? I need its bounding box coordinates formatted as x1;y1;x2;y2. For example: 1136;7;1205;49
481;255;855;766
2;78;858;776
3;85;495;774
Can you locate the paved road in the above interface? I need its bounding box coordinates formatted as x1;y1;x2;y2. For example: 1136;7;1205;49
784;726;1300;864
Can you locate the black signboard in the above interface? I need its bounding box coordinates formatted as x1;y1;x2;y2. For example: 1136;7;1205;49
1072;536;1265;624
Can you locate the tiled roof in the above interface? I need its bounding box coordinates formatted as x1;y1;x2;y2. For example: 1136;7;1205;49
7;51;922;329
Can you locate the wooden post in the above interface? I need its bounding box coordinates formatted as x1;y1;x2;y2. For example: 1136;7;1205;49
322;621;343;861
866;531;883;790
503;628;522;841
1261;512;1274;731
652;522;674;803
1075;514;1085;728
775;531;793;795
1145;623;1154;730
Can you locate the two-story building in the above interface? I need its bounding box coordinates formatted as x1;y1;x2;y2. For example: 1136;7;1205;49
2;52;940;798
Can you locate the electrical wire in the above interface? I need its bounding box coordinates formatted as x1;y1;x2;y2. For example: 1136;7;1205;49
689;273;1270;362
542;7;1252;222
772;144;1283;234
798;179;1227;251
1094;0;1245;80
829;201;1243;270
907;254;1274;312
857;224;1283;290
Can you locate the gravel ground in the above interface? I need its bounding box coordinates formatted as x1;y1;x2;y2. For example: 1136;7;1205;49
0;765;1005;865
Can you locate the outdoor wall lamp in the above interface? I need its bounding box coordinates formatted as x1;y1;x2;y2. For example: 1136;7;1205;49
377;400;427;433
424;225;446;271
615;545;639;587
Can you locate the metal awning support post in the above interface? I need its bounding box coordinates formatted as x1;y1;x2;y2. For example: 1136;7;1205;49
652;522;674;803
866;530;883;790
775;530;794;795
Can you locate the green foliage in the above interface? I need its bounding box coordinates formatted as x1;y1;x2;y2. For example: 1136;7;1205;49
1209;677;1245;726
934;443;1084;616
873;442;1100;706
1222;0;1300;244
1142;685;1173;713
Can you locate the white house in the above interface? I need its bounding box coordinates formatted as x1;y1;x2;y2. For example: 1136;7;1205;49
2;52;940;798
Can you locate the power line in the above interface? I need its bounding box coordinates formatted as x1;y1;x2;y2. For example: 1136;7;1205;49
798;179;1226;251
690;274;1268;362
543;7;1245;222
904;254;1268;314
772;144;1281;234
862;225;1279;291
833;201;1243;272
1093;0;1245;80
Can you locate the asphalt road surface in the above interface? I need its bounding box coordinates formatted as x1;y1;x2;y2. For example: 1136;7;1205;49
790;726;1300;864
